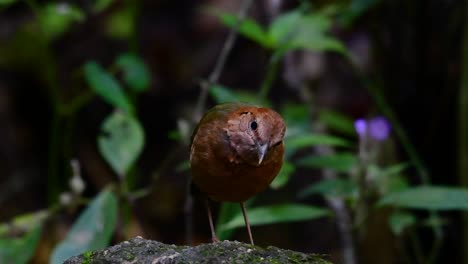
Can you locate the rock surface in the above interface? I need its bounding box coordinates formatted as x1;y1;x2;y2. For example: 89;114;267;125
64;236;331;264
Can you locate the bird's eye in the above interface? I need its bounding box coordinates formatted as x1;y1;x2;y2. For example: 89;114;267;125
250;121;258;130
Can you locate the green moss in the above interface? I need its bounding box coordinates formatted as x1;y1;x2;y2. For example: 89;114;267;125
65;237;332;264
122;250;135;261
81;251;93;264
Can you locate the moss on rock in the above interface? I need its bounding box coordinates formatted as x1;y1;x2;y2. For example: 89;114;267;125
64;237;331;264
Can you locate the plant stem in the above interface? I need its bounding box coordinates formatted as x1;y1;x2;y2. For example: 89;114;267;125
194;0;254;121
409;228;424;264
347;56;444;264
361;78;429;184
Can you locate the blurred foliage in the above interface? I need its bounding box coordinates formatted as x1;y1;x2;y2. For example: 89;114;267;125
297;152;358;172
50;190;118;264
379;187;468;210
219;204;331;231
0;226;42;264
98;111;145;179
85;61;135;114
216;7;346;55
0;0;465;263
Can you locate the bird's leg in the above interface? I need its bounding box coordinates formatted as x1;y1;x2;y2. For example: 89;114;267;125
205;199;220;243
240;202;254;245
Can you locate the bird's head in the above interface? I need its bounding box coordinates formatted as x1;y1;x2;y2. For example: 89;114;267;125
225;106;286;166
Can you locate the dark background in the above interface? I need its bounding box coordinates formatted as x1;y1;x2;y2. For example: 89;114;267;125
0;0;465;263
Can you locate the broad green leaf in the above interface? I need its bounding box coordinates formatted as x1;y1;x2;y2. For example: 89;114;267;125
218;13;271;47
40;3;85;41
209;85;241;103
0;225;42;264
116;53;151;92
281;103;311;146
287;134;353;153
319;110;356;136
98;111;144;178
298;178;356;199
0;210;48;236
216;202;246;240
378;186;468;210
270;161;295;189
380;163;409;177
50;190;118;264
389;212;416;235
209;85;269;106
281;103;310;129
84;61;133;113
219;204;330;231
372;163;410;194
298;152;358;173
268;10;346;54
269;10;304;45
93;0;115;13
376;174;409;195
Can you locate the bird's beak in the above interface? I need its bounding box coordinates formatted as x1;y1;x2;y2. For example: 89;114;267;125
257;143;268;165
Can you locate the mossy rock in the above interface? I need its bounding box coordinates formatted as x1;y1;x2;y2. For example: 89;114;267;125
64;236;331;264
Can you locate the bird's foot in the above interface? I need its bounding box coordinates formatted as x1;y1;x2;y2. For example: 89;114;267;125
211;236;220;243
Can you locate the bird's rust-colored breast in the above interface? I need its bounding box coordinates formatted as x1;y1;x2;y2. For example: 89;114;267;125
190;103;286;202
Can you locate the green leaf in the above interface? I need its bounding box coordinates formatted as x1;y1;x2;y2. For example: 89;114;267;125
106;6;135;39
340;0;382;26
209;85;241;103
319;110;356;136
116;53;151;92
268;10;346;54
209;85;270;106
389;212;416;235
216;202;245;240
281;103;310;133
421;214;447;228
0;210;48;236
93;0;115;13
218;13;271;48
219;204;330;231
372;163;410;194
40;3;85;41
84;61;133;113
378;186;468;210
98;111;145;178
50;190;118;264
297;152;358;172
268;10;303;46
0;0;17;6
298;178;356;199
287;134;353;154
175;160;190;173
270;161;295;189
0;225;42;264
380;163;409;177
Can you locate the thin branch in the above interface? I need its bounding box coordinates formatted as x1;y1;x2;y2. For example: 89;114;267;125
194;0;254;121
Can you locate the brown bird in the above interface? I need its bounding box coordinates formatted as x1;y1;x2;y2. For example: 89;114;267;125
190;103;286;245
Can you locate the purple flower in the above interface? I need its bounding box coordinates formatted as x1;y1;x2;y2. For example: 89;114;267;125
354;119;367;137
354;116;391;141
369;117;391;141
